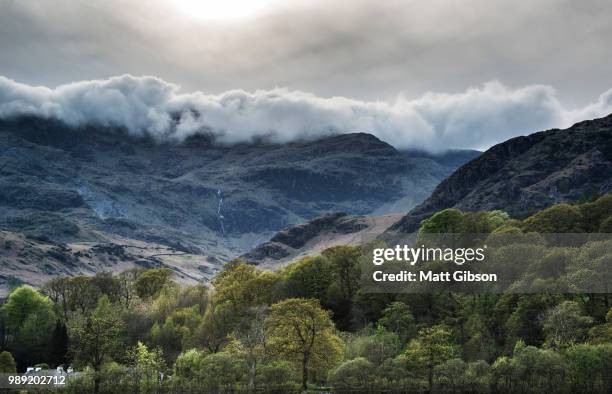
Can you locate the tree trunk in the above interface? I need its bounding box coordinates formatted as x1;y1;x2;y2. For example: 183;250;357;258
94;372;100;394
302;353;309;390
248;360;256;392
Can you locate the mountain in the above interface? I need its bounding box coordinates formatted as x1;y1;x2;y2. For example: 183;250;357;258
399;148;481;169
387;113;612;234
241;212;402;267
0;116;476;292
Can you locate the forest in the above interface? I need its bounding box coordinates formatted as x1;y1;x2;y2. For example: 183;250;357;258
1;195;611;393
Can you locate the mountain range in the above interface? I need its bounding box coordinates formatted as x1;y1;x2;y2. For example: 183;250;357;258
2;113;611;292
387;113;612;234
0;116;477;293
245;114;612;263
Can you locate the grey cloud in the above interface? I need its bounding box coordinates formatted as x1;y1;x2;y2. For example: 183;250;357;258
1;75;610;151
1;0;611;105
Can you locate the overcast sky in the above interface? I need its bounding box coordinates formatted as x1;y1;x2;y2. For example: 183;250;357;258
1;0;611;150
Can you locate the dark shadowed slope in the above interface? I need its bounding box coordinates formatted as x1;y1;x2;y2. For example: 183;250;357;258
241;212;403;267
386;113;612;234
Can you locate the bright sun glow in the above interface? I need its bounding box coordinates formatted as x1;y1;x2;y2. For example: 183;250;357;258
173;0;278;21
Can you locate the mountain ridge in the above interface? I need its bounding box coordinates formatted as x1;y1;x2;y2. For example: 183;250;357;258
387;113;612;234
0;116;476;292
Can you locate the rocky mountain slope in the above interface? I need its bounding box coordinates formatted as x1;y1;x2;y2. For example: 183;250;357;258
387;113;612;234
0;116;475;292
241;212;402;267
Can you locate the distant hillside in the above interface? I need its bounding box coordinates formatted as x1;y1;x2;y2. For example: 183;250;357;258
387;113;612;234
241;212;402;267
0;116;476;291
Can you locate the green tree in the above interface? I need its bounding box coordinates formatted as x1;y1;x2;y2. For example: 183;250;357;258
588;308;612;344
150;317;185;364
322;246;361;329
197;302;235;353
404;325;457;393
0;351;16;373
128;341;165;393
328;357;376;393
267;298;343;389
419;209;465;234
346;327;401;365
523;204;584;233
256;360;299;393
281;255;334;302
69;296;125;394
505;294;561;347
510;341;569;393
565;344;610;393
492;355;521;393
198;351;246;392
213;262;280;312
67;276;100;314
542;301;592;348
135;268;174;300
378;301;416;344
233;306;268;391
49;320;69;367
434;358;468;394
174;348;205;379
1;285;56;364
2;285;55;332
42;277;72;321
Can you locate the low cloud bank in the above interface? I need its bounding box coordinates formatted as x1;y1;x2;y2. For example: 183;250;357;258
1;75;610;151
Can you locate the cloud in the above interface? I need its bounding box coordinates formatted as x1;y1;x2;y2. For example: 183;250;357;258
2;0;612;105
0;75;611;151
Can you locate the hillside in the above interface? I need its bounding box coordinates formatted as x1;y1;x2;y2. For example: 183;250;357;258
0;116;475;292
387;113;612;234
241;212;402;267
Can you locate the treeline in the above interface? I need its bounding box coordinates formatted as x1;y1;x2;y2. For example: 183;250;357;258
0;195;610;393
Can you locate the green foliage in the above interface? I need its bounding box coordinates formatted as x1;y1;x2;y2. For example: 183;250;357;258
505;294;562;347
174;348;206;381
542;301;593;348
1;285;56;364
135;268;173;300
403;325;458;392
128;341;166;393
256;361;300;393
197;351;247;392
328;357;376;393
346;327;401;364
150;317;185;364
0;351;17;373
578;194;612;232
2;285;55;332
523;203;584;233
565;343;612;393
197;302;236;353
600;215;612;232
267;298;343;389
321;245;362;329
378;301;416;343
463;312;497;362
281;255;334;301
6;195;612;392
433;358;492;393
420;208;509;235
69;295;125;393
420;209;465;234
